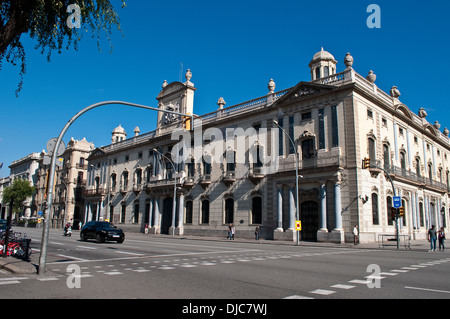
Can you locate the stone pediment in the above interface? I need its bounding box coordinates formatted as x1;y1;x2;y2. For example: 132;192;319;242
87;148;106;161
274;81;335;106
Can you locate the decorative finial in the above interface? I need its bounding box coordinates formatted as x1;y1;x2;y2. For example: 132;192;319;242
434;121;441;130
268;78;276;93
185;69;192;82
443;128;449;137
390;86;401;98
344;52;354;68
162;80;168;88
217;97;226;109
134;126;140;137
366;70;376;83
418;107;428;119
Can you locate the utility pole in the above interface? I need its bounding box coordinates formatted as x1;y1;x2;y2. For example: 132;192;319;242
362;158;400;249
2;197;13;258
38;101;194;275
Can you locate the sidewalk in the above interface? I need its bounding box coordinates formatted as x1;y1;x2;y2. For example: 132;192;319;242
0;257;37;275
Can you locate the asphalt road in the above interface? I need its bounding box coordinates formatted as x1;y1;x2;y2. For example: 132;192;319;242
1;227;449;303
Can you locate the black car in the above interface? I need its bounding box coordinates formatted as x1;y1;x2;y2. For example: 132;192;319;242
80;221;125;243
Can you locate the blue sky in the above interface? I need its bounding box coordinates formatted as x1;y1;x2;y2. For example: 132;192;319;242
1;0;450;177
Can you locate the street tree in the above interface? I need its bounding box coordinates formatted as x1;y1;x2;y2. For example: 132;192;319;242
2;178;36;217
0;0;126;96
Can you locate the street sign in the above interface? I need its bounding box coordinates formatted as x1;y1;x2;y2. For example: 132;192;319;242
46;138;66;157
295;220;302;231
393;196;401;208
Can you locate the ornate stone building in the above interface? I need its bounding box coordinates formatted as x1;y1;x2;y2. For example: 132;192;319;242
36;138;94;228
84;50;450;243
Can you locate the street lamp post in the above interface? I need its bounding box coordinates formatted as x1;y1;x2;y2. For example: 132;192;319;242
153;148;178;237
273;120;300;245
38;101;193;275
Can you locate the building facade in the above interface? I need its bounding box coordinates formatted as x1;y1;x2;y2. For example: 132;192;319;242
84;50;450;243
35;138;94;228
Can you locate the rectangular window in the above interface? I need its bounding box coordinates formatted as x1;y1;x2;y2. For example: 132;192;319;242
318;109;325;149
288;116;294;154
332;105;339;147
301;112;311;120
278;118;284;156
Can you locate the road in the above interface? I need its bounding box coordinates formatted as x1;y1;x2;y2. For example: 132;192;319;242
1;227;449;303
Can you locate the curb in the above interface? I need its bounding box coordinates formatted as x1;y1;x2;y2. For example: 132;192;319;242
0;258;37;275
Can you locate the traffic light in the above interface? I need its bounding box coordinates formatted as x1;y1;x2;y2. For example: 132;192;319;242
391;207;397;220
183;113;192;131
398;206;405;218
362;157;371;169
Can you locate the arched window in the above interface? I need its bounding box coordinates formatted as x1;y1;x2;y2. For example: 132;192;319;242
121;171;129;191
368;138;376;162
383;144;390;170
387;196;393;226
252;197;262;225
428;164;433;184
315;67;321;79
201;200;210;224
302;139;315;160
400;152;407;172
121;203;126;223
225;198;234;224
416;158;421;177
372;193;379;225
419;202;424;227
135;169;142;187
134;203;139;224
185;201;193;224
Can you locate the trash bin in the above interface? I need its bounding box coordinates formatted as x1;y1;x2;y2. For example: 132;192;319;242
19;238;32;261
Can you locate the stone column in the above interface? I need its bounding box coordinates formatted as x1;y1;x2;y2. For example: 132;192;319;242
275;185;283;232
331;173;344;243
177;193;185;235
288;184;296;230
152;197;160;234
317;182;328;242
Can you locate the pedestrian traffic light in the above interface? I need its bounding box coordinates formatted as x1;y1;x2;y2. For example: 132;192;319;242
398;206;405;218
362;157;371;169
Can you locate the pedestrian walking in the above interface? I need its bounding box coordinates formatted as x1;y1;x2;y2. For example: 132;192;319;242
227;223;232;240
255;226;260;241
353;225;359;245
231;224;235;240
438;227;445;252
428;225;437;252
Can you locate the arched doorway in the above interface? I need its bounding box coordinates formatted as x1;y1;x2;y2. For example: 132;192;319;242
161;197;173;235
300;201;319;241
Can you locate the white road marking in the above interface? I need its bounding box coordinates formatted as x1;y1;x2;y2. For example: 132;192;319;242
283;295;314;299
310;289;336;296
405;286;450;295
331;284;355;290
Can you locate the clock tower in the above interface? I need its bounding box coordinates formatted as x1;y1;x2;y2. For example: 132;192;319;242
156;69;196;134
